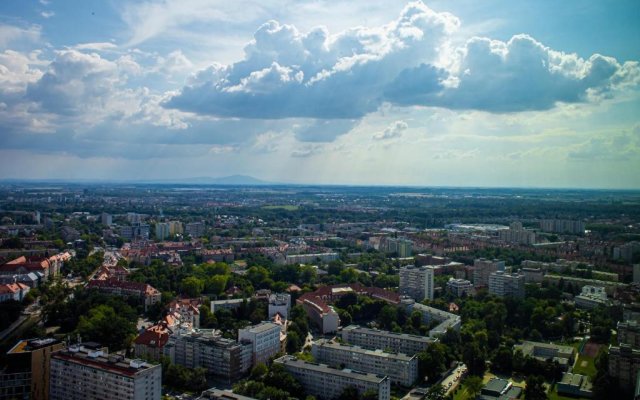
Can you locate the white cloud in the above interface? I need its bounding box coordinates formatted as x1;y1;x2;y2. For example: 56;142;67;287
373;120;408;140
0;24;41;47
40;11;55;19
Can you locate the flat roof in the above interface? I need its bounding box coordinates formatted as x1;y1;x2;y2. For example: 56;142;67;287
274;355;388;384
314;339;415;361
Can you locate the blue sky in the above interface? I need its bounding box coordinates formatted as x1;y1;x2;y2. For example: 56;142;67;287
0;0;638;188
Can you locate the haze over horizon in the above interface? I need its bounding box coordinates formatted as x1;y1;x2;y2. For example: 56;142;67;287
0;0;639;189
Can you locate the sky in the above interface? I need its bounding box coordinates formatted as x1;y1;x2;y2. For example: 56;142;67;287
0;0;639;188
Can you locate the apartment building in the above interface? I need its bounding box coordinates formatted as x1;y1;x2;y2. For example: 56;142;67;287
402;300;462;337
341;325;433;356
197;388;257;400
618;320;640;348
49;345;161;400
311;339;418;387
488;271;525;299
399;265;435;301
2;338;64;400
446;278;474;297
86;278;161;311
574;286;609;309
609;344;640;391
268;293;291;319
164;329;251;382
238;322;281;366
274;355;391;400
473;259;505;287
185;222;206;238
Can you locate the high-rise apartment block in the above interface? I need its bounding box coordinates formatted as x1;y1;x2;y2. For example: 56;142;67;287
341;325;433;356
539;219;585;235
311;339;418;387
268;293;291;319
473;258;505;287
274;355;391;400
185;222;206;238
399;265;435;301
488;271;525;299
238;322;281;366
2;338;64;400
101;212;112;226
155;222;170;240
608;344;640;391
49;344;161;400
446;278;474;297
618;320;640;348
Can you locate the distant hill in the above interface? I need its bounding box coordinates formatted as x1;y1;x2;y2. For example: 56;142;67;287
178;175;270;185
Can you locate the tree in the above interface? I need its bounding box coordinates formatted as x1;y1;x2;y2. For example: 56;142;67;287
181;276;204;297
76;304;136;351
524;375;547;400
425;385;446;400
464;376;483;399
492;346;514;374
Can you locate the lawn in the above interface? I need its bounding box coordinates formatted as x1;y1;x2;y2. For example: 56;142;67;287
572;354;597;378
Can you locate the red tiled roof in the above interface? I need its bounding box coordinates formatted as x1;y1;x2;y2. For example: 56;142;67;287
134;324;170;347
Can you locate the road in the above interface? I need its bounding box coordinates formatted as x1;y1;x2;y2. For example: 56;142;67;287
440;364;467;396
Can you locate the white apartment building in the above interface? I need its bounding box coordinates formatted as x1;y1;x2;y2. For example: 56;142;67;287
399;265;435;301
311;339;418;387
341;325;434;356
574;286;609;309
268;293;291;319
50;345;161;400
446;278;474;297
274;355;391;400
488;271;525;299
473;258;505;287
238;322;281;366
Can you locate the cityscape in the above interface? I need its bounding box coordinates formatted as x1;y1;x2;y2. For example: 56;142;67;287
0;184;639;400
1;0;639;400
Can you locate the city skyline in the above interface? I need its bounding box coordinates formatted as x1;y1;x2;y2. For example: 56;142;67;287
0;0;639;188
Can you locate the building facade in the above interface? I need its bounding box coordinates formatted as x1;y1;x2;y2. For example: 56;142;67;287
311;339;418;387
473;259;505;287
340;325;433;356
609;344;640;391
50;345;161;400
399;265;435;301
446;278;474;297
238;322;281;366
274;355;391;400
488;271;525;299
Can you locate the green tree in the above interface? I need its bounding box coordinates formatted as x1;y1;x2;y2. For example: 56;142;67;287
464;376;483;399
76;304;136;351
181;276;204;297
524;375;547;400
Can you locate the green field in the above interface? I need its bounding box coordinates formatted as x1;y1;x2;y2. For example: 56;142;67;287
572;354;597;378
262;205;299;211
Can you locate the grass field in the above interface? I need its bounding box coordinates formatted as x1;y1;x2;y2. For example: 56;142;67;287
262;205;299;211
572;354;597;378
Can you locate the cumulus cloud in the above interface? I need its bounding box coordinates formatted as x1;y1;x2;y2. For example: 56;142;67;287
0;24;41;47
165;1;638;120
569;127;640;161
40;11;55;19
373;120;408;140
165;1;459;119
291;144;324;158
294;119;358;142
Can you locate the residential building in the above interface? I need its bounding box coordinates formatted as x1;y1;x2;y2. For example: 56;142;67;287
539;219;585;235
134;323;171;362
340;325;434;356
101;213;112;226
155;223;170;240
168;298;201;329
2;338;64;400
238;322;281;366
609;344;640;391
446;278;474;297
86;278;161;311
399;265;435;301
268;293;291;319
185;222;206;238
522;267;544;284
386;238;413;258
473;258;505;287
210;298;246;313
574;286;609;309
311;339;418;387
284;253;339;265
50;344;161;400
120;223;150;241
557;373;593;398
164;329;251;382
197;389;257;400
499;224;536;245
274;355;391;400
300;296;340;334
619;320;640;348
168;221;183;236
488;271;525;299
402;299;461;337
0;282;30;302
514;341;575;370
